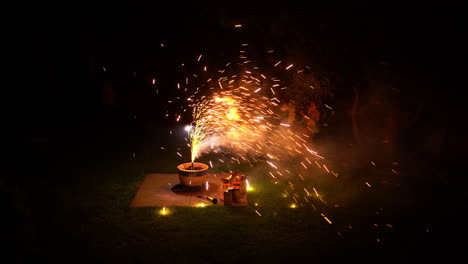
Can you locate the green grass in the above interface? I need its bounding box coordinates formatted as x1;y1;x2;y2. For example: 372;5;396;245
13;122;447;264
37;161;387;263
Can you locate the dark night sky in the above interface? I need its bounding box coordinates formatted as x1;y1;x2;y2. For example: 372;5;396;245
12;3;465;160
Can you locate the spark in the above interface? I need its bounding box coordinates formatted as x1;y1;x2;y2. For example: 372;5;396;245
313;187;319;197
320;213;332;224
267;161;277;169
314;161;322;169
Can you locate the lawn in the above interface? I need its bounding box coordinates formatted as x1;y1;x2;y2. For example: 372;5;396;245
11;112;452;264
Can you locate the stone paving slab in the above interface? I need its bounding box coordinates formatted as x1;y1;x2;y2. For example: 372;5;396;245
130;173;248;207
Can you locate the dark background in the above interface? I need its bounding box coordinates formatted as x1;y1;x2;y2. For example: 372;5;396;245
16;2;465;176
7;2;467;262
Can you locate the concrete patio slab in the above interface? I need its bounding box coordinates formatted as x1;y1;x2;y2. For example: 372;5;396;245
130;173;248;207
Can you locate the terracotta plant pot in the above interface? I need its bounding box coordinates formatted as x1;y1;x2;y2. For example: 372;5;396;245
177;162;209;187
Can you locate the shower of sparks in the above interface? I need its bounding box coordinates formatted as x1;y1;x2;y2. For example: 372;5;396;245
185;83;326;168
165;46;404;241
184;57;322;162
173;51;338;213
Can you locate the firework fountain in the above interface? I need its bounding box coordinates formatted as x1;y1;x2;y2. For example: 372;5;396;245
168;46;345;213
152;38;406;244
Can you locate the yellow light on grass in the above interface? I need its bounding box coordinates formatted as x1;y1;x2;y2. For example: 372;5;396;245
246;180;255;192
196;203;207;208
290;203;297;209
159;207;169;216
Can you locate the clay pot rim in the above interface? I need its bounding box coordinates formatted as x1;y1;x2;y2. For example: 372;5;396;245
177;162;209;172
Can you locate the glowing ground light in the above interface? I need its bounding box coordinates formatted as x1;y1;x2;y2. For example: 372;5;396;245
159;207;169;216
246;179;255;192
290;203;297;208
196;203;207;208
